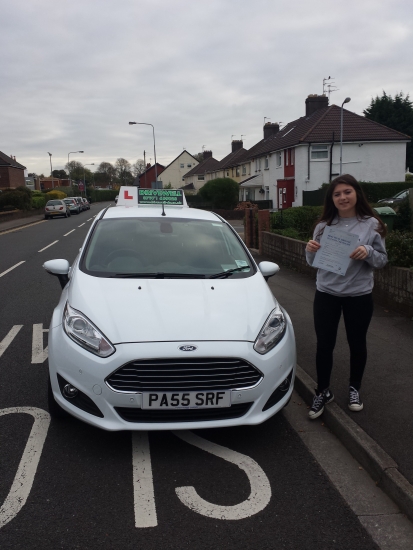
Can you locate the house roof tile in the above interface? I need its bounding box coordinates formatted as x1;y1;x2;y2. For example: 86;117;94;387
0;151;26;170
244;105;410;160
184;156;220;177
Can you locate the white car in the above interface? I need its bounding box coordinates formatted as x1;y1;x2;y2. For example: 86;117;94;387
43;187;296;431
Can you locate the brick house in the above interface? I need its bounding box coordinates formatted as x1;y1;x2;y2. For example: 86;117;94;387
138;163;165;189
0;151;26;189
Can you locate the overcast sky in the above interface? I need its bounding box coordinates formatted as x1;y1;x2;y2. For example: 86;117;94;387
1;0;412;175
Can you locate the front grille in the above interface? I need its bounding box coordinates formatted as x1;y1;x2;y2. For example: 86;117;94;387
115;402;253;423
106;357;262;393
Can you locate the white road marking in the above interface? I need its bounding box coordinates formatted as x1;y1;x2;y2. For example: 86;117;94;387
31;324;49;364
132;432;158;528
173;431;272;520
78;223;85;227
63;229;76;236
87;218;93;221
0;261;25;278
0;407;50;529
38;240;58;252
0;325;23;359
0;220;46;236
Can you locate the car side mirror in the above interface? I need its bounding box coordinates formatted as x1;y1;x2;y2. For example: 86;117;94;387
258;261;280;281
43;259;70;289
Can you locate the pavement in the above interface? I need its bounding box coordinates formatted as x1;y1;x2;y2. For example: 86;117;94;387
252;247;413;523
0;213;46;234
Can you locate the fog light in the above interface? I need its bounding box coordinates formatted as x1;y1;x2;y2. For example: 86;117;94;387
63;384;79;399
278;378;290;392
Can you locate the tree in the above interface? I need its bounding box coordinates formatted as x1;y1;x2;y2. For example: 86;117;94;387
192;152;204;163
52;169;68;179
132;159;145;178
364;92;413;170
95;162;117;186
65;160;84;182
199;177;239;209
115;158;134;185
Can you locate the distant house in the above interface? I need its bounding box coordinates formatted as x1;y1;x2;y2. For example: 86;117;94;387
0;152;26;189
138;163;165;189
239;95;410;208
157;150;198;188
183;151;220;191
208;141;249;182
38;177;71;190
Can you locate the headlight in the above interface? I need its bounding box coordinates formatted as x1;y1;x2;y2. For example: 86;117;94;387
63;302;115;357
254;304;286;354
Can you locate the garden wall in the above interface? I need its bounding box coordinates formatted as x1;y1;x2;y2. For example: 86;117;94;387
260;231;413;318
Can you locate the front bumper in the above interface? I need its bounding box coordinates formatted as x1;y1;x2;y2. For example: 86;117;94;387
49;323;296;431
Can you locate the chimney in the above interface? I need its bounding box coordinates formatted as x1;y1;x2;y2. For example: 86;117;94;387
203;150;213;160
146;162;151;168
305;94;329;116
263;122;280;139
231;140;243;152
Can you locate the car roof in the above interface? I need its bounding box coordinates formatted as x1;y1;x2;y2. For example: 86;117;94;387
103;204;221;222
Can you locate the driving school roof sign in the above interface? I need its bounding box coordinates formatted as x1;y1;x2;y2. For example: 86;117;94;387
117;187;188;207
138;189;186;206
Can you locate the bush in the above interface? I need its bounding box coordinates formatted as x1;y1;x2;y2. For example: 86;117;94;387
0;189;32;211
199;178;239;209
386;231;413;268
271;206;323;240
31;195;47;209
88;189;118;202
393;199;411;232
406;173;413;182
273;228;302;239
46;190;67;200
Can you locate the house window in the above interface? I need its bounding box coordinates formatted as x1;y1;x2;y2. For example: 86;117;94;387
242;165;246;175
236;167;240;177
311;145;329;160
187;164;191;168
291;148;295;165
198;175;204;180
276;151;282;167
182;177;185;181
180;163;184;168
285;150;289;166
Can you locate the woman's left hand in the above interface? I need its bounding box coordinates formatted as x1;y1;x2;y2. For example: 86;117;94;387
350;245;368;261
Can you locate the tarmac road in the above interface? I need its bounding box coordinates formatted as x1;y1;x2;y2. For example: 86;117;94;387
0;206;404;549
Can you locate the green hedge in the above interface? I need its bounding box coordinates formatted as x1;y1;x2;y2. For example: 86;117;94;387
304;182;411;206
386;231;413;268
271;206;323;240
31;195;46;209
0;188;32;211
88;189;118;202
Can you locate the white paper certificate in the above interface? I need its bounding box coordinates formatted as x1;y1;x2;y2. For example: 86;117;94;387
312;226;359;276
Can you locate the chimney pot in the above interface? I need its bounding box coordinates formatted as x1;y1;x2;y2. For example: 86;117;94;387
263;122;280;139
203;150;213;160
305;94;329;116
231;140;243;152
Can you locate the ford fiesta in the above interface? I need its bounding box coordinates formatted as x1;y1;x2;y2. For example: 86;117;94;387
44;187;296;431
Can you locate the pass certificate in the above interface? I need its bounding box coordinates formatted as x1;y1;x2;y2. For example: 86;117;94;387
312;226;359;276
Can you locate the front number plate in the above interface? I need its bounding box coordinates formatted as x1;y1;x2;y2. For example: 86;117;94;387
141;391;231;409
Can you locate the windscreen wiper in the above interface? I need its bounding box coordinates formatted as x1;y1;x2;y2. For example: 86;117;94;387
110;272;205;279
209;266;251;279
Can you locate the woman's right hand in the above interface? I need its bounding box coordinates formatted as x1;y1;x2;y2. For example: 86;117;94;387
306;240;320;253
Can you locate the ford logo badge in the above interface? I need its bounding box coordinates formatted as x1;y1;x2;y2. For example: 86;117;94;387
179;345;198;352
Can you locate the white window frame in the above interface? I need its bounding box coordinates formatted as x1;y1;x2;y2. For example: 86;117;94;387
276;151;282;167
311;144;329;160
264;157;269;169
242;164;246;176
197;175;204;181
180;163;185;168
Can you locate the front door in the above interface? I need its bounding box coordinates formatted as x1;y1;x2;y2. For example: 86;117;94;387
277;180;295;209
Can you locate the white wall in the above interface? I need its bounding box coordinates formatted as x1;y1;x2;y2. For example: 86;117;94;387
158;151;198;189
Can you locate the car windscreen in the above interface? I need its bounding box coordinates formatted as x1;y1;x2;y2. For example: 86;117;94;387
46;200;62;206
63;199;74;204
80;217;254;279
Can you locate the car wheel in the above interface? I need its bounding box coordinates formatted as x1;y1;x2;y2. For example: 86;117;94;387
65;211;69;218
48;375;69;419
44;215;49;219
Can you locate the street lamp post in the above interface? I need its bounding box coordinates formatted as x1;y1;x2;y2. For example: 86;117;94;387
129;122;157;187
47;152;54;189
83;163;95;197
68;151;84;191
340;97;351;175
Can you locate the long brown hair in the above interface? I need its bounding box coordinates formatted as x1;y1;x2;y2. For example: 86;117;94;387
315;174;387;237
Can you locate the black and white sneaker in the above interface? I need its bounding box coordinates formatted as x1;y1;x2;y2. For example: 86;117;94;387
348;386;363;411
308;388;334;420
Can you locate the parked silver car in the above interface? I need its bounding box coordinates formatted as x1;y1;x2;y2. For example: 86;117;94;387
45;200;70;219
63;198;81;215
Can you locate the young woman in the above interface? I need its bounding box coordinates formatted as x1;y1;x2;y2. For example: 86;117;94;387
305;174;387;419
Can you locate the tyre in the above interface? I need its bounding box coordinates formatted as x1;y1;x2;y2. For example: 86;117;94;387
44;215;49;220
48;375;69;419
65;211;69;218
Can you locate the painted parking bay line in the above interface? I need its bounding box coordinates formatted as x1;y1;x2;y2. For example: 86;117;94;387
0;261;25;278
132;432;157;528
0;407;50;529
173;431;272;520
64;229;76;236
38;240;58;253
0;325;23;359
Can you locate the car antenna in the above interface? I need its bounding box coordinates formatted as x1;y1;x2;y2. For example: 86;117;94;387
161;193;166;216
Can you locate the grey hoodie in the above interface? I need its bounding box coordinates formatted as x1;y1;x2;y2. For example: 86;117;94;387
306;216;387;297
